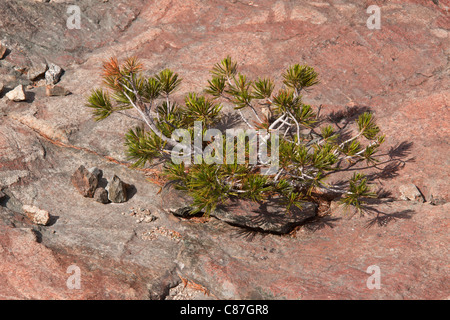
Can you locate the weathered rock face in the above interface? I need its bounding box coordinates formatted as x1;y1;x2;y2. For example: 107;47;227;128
161;188;195;218
0;225;153;299
0;0;146;66
0;0;448;300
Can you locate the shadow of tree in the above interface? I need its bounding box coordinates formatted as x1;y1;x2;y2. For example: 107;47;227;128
301;215;341;232
387;141;414;159
362;205;416;228
215;112;242;131
231;227;268;242
216;198;317;238
328;105;372;127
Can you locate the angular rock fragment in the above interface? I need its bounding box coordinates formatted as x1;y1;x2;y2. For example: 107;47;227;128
46;85;71;97
27;62;48;81
106;175;128;203
6;85;26;102
71;165;98;198
93;187;109;204
23;205;50;226
45;63;63;85
399;183;425;202
212;199;317;234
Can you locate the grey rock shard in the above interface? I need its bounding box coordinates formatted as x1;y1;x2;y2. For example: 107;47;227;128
107;175;128;203
45;63;63;85
94;187;109;204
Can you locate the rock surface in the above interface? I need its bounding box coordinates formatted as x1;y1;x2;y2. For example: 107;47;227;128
0;0;448;300
399;183;425;202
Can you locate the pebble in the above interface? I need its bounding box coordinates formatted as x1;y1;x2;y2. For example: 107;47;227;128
6;84;26;102
22;204;50;226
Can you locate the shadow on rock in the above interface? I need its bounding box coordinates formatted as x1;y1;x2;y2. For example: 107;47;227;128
126;184;137;201
363;205;416;228
213;198;317;235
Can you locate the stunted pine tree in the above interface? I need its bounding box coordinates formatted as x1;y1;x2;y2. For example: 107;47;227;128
86;56;385;215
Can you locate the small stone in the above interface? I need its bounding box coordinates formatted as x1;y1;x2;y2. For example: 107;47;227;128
0;42;7;59
0;82;4;95
46;85;71;97
399;183;425;202
23;205;50;226
6;85;26;102
429;194;446;206
93;187;109;204
106;175;128;203
27;62;48;81
144;215;157;223
71;165;99;198
45;63;63;85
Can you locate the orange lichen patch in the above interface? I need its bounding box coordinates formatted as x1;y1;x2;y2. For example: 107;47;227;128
187;216;210;224
145;171;166;187
179;275;211;296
